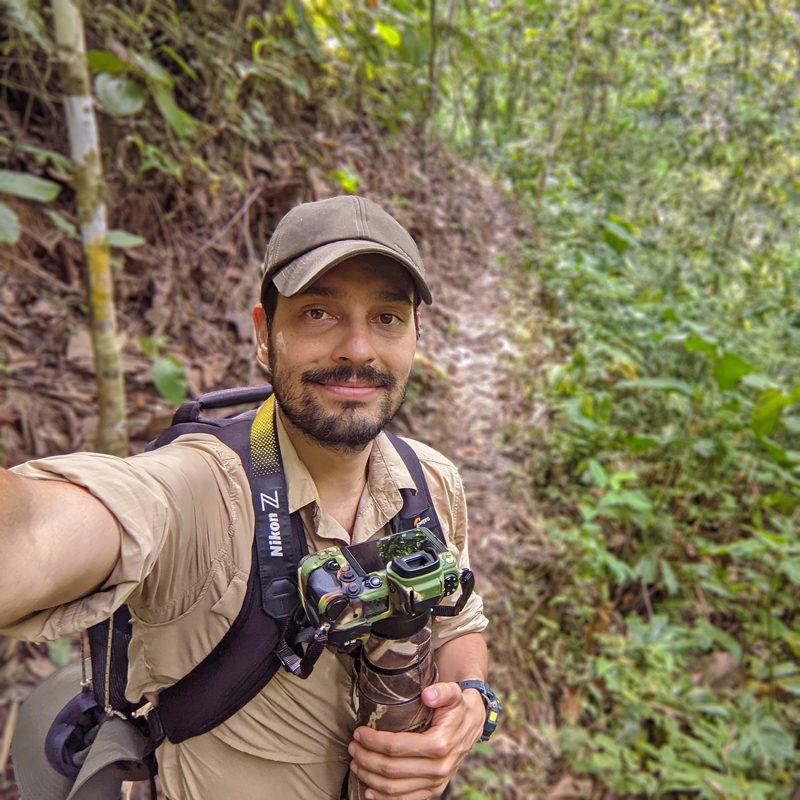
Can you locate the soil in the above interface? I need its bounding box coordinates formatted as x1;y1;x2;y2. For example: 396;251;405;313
0;129;554;798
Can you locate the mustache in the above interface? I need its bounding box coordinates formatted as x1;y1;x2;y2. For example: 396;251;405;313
301;365;397;390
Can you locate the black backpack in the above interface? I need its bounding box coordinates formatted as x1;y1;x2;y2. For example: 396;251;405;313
28;385;446;797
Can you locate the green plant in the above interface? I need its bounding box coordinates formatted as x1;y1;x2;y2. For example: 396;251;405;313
139;336;187;406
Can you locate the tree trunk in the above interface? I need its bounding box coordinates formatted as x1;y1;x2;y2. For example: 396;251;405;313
52;0;127;456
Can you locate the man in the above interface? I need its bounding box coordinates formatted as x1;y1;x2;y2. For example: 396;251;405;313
0;195;492;800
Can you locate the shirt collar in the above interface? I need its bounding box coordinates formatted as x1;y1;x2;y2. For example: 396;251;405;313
273;406;418;538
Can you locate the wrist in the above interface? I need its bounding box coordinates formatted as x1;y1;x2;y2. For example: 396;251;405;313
461;686;489;743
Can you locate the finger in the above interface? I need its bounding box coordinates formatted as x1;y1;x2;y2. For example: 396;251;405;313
352;726;444;758
349;746;443;781
421;681;462;709
350;761;447;800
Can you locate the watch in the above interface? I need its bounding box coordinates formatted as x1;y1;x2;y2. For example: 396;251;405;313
459;680;502;741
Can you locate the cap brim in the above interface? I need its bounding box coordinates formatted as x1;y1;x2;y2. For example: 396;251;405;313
13;663;152;800
13;664;78;800
272;239;433;305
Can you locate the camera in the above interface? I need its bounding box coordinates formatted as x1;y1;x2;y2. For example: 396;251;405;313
298;527;466;652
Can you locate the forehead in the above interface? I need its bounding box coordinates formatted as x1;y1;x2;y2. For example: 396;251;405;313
298;255;414;301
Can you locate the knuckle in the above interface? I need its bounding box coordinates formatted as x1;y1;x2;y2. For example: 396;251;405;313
429;738;450;760
432;760;452;780
383;739;401;757
378;760;403;779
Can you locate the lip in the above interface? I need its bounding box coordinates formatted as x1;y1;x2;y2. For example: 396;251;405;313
318;382;382;400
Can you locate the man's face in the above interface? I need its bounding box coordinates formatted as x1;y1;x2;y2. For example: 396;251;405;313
254;256;418;453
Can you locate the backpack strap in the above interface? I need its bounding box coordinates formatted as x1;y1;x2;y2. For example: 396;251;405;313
146;392;308;744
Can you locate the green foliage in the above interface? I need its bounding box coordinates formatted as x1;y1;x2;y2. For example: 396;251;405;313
139;336;187;406
0;169;63;245
0;201;20;244
47;638;73;667
436;0;800;795
0;169;61;201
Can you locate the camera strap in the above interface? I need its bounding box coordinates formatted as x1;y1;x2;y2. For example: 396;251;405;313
385;431;446;547
141;387;309;743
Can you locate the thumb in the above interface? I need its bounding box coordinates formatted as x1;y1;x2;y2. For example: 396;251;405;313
422;681;462;709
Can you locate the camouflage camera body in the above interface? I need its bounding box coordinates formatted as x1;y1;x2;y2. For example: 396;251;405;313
298;527;460;652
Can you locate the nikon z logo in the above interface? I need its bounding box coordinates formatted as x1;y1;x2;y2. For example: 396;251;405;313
260;491;284;556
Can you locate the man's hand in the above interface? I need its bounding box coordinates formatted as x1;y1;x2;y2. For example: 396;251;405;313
348;680;486;800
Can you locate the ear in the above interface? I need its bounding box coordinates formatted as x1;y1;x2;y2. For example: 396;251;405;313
252;304;271;372
414;307;422;340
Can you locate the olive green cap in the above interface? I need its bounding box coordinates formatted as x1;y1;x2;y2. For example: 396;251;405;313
262;195;432;304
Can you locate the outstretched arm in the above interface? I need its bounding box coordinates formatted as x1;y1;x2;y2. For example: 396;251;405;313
0;468;120;629
348;632;489;800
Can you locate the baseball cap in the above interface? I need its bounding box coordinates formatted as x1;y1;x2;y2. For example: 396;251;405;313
12;663;152;800
262;195;432;304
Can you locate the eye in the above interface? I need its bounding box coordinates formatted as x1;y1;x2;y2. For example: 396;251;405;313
306;308;331;321
377;313;400;325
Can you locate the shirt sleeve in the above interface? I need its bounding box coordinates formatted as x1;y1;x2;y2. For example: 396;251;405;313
2;435;250;641
414;447;489;650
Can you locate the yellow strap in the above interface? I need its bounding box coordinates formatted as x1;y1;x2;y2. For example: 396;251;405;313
250;393;281;477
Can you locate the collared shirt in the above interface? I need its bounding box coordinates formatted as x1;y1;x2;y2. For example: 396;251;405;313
5;412;487;799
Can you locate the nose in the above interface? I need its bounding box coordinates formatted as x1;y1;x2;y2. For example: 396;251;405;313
333;318;376;366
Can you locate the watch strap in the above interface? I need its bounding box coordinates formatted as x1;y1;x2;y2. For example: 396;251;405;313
459;680;501;742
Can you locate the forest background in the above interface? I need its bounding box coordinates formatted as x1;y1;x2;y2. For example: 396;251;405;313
1;1;799;798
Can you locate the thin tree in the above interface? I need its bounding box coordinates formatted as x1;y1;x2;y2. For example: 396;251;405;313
52;0;127;456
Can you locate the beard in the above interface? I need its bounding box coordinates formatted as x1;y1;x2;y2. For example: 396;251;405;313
269;343;408;453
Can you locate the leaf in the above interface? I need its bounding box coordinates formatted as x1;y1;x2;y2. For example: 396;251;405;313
150;84;199;138
87;49;128;74
587;458;607;488
660;558;679;594
2;0;47;48
626;434;659;452
756;435;789;465
713;352;754;391
599;489;653;514
132;52;174;87
617;377;694;396
602;217;639;254
0;170;61;202
48;638;72;667
95;73;146;116
107;229;146;248
683;334;717;356
19;143;73;173
329;168;360;194
152;356;187;405
159;44;199;82
44;209;78;238
374;21;402;47
0;201;21;244
751;388;789;437
737;714;796;767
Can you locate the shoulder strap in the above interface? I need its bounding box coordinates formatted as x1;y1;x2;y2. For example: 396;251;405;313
147;391;308;744
385;431;446;546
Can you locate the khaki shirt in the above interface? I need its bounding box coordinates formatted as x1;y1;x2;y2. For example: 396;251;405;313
6;412;487;800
